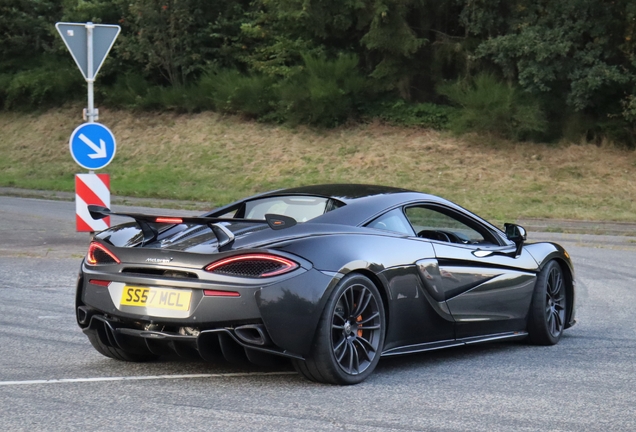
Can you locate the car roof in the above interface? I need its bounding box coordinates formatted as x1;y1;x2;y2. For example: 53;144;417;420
255;184;454;226
256;184;413;203
211;184;501;234
265;185;503;237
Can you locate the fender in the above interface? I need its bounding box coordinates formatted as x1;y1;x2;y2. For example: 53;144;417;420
524;242;576;328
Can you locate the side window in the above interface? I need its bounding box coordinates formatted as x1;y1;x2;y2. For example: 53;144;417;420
367;208;415;236
405;206;489;244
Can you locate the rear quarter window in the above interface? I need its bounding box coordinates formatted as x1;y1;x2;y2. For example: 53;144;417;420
366;208;414;235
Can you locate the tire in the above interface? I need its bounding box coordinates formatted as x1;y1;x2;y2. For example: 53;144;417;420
527;260;567;345
293;274;386;385
86;329;158;362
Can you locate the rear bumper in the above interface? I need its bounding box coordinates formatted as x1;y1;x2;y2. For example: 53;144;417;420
80;264;271;326
82;313;303;364
77;263;337;357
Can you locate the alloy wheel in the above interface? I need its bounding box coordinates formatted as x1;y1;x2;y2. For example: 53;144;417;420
546;266;566;338
331;283;382;375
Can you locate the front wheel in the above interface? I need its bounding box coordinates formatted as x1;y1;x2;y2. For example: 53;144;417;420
293;274;386;385
527;260;567;345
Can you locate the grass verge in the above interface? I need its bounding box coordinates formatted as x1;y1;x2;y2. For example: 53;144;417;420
1;105;636;224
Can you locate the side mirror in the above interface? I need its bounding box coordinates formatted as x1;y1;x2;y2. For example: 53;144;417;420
504;223;526;257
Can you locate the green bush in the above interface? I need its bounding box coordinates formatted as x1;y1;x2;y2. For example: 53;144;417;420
278;53;369;127
362;99;456;129
585;116;636;148
0;73;12;100
143;85;212;113
0;61;83;109
102;73;152;108
103;73;213;112
200;69;277;118
438;73;548;141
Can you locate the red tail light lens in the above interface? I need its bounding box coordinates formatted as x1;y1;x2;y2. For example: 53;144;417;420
86;242;121;265
203;289;240;297
204;254;299;278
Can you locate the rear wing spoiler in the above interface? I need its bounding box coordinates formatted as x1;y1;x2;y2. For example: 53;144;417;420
87;205;296;247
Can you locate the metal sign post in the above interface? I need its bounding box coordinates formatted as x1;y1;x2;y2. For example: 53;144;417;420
56;22;121;232
87;22;95;123
55;22;120;123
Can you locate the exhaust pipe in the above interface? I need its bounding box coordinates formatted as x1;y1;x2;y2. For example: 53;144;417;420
234;324;272;346
77;306;92;326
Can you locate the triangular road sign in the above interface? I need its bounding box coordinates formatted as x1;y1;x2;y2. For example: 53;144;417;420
56;22;120;80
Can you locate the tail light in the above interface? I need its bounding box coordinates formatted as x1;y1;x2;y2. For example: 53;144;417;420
205;253;298;278
86;242;121;265
203;289;240;297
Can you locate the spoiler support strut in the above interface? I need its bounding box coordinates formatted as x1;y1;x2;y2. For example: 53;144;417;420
87;205;297;246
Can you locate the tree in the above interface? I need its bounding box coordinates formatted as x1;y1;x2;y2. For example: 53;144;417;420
113;0;249;87
461;0;636;122
239;0;467;99
0;0;62;72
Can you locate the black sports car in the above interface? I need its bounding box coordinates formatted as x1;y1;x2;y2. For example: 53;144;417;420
76;184;575;385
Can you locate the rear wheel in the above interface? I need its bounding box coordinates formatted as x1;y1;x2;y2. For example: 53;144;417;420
527;260;567;345
293;274;385;385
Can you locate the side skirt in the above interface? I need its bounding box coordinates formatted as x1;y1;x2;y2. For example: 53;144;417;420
381;331;528;357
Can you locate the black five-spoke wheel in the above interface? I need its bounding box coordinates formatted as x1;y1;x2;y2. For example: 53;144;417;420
293;274;386;385
528;260;568;345
331;281;382;376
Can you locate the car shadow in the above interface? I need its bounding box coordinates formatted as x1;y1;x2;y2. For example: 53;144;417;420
373;340;532;376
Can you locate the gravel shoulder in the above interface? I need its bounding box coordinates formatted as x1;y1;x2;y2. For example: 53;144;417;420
3;186;636;239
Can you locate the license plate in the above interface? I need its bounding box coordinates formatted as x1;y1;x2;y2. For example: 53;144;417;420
120;286;192;311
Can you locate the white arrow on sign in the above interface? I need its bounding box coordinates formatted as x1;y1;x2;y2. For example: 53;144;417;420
78;133;107;159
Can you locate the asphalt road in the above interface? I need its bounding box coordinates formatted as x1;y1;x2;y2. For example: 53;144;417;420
0;196;635;431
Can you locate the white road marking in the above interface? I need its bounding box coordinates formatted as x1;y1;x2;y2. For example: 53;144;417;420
0;371;296;386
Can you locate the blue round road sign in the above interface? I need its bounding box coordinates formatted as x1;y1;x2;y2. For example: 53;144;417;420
69;122;116;170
